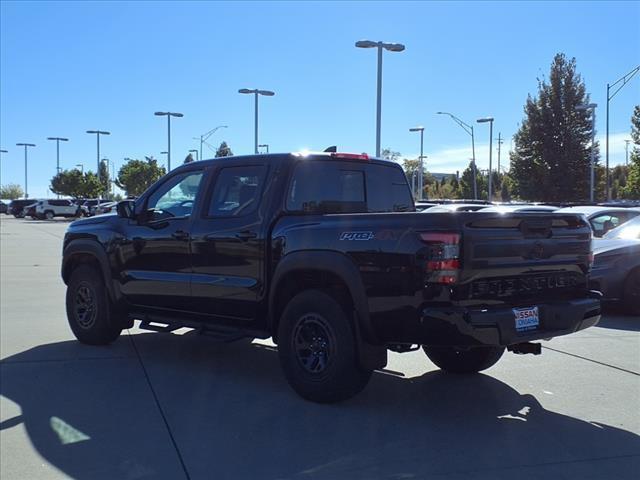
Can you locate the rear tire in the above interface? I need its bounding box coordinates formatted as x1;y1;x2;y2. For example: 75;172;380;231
423;345;505;374
623;269;640;316
66;265;122;345
45;210;54;220
277;290;372;403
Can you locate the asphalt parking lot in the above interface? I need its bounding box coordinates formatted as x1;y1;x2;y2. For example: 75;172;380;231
1;215;639;480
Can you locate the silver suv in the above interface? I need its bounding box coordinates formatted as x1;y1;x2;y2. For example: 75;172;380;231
35;199;80;220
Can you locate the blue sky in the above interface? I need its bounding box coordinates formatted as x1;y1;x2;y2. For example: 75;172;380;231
1;0;639;198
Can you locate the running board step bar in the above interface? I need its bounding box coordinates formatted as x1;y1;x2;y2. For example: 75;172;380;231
138;320;182;333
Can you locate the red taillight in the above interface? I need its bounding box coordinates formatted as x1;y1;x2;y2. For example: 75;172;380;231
330;152;369;161
420;232;461;285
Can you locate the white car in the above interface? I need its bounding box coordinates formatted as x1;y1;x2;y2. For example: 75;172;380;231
35;199;80;220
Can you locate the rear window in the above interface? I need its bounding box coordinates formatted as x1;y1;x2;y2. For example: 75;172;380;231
286;161;413;214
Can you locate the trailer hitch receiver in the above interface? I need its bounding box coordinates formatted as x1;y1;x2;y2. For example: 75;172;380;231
507;342;542;355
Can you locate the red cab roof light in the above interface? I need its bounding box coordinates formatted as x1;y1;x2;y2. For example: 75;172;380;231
330;152;370;161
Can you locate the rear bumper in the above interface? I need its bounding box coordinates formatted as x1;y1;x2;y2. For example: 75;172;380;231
414;294;601;347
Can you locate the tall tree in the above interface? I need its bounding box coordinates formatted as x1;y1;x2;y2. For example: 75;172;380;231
215;142;233;158
116;157;166;196
459;161;487;200
620;105;640;199
0;183;24;199
50;169;103;199
510;53;596;202
381;148;401;162
99;159;110;196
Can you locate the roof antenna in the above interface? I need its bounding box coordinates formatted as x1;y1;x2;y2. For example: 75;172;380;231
323;146;337;153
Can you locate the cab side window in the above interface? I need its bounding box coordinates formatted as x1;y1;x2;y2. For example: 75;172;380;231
207;166;266;217
145;171;203;221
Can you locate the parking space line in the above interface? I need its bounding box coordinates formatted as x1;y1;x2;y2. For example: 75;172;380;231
543;345;640;376
128;332;191;480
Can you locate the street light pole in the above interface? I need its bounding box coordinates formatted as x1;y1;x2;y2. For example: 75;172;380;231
238;89;275;154
195;125;227;161
86;130;110;180
0;149;7;184
47;137;69;198
155;112;184;172
16;143;36;198
189;149;199;161
436;112;478;199
624;139;631;166
476;117;495;200
76;164;84;174
355;40;405;158
409;126;425;200
496;132;503;176
576;103;597;202
605;65;639;200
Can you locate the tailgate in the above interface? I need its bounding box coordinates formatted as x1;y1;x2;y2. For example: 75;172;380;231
455;213;592;302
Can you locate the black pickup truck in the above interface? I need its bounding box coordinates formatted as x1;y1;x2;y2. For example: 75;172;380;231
62;152;601;402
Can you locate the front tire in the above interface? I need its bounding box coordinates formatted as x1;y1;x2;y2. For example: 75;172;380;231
66;265;122;345
423;345;505;374
44;210;54;220
623;269;640;316
277;290;372;403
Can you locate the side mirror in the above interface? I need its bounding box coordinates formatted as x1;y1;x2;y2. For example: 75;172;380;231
116;200;136;219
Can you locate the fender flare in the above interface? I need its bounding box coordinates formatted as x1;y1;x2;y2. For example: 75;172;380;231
62;239;117;303
268;250;386;370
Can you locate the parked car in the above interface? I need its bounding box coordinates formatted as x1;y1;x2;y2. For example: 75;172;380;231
9;199;38;217
81;199;111;216
603;215;640;241
34;199;81;220
24;203;38;219
590;216;640;314
0;200;9;214
79;199;103;216
422;203;490;212
62;151;600;403
414;201;438;211
554;206;640;238
93;201;118;215
480;204;559;213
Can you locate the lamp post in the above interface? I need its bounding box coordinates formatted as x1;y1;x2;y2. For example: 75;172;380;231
76;164;84;174
476;117;494;200
0;149;7;187
238;89;275;154
195;125;227;161
16;143;36;198
409;126;425;200
624;140;631;166
47;137;69;198
154;112;183;172
189;149;199;161
606;65;639;200
576;103;598;202
496;132;503;176
86;130;110;180
258;144;269;154
355;40;405;158
436;111;477;199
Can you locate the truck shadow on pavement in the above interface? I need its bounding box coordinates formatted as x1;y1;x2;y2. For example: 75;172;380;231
596;311;640;331
1;332;639;480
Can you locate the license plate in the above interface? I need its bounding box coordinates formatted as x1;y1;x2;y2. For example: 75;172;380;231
513;306;539;332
